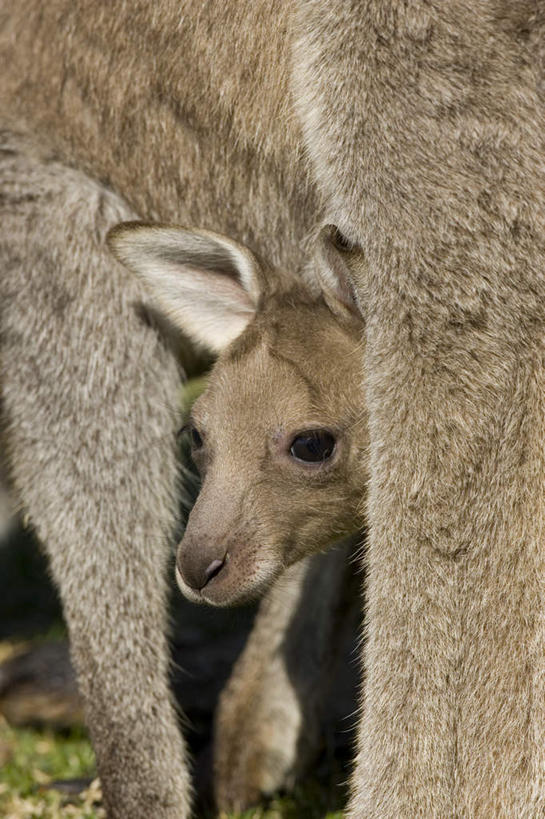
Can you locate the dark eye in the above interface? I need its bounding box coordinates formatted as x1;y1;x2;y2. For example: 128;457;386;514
289;430;336;463
191;426;203;449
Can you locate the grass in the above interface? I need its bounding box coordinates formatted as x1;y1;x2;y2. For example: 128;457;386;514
0;717;101;818
0;716;345;818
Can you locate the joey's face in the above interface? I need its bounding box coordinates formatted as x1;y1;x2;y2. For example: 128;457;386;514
176;298;368;605
108;218;366;607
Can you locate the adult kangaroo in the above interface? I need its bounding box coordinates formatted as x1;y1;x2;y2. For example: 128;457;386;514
2;2;545;817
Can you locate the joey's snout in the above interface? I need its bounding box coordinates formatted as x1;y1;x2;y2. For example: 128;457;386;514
177;543;227;593
175;497;282;606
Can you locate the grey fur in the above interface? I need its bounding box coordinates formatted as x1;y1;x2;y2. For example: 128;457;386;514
3;1;545;816
0;133;190;817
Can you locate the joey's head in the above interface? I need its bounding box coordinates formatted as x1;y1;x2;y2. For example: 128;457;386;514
108;222;368;605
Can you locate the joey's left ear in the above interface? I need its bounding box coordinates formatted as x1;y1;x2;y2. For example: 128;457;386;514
311;225;365;319
107;221;263;354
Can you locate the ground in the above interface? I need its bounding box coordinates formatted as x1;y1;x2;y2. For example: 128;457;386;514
0;715;345;818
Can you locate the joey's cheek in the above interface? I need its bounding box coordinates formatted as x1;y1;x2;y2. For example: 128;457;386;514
283;492;353;551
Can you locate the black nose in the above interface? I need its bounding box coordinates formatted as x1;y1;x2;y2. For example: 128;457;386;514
178;550;227;591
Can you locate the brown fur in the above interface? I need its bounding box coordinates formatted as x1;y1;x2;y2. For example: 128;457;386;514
181;295;366;604
294;3;545;814
0;0;316;267
108;221;367;608
2;1;545;816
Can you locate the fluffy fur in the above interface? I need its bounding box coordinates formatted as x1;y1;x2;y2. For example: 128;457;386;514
294;2;545;815
110;221;367;609
2;1;545;815
0;133;190;817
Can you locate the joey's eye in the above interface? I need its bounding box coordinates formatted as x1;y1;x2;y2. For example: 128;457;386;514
191;426;203;449
289;430;336;463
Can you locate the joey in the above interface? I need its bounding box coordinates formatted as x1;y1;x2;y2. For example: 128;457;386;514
109;222;368;605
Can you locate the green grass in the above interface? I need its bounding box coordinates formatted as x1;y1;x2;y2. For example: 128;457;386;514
0;718;101;818
225;783;345;818
0;719;345;818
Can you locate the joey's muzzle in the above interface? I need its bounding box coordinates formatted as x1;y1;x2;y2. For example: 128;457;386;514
177;540;227;592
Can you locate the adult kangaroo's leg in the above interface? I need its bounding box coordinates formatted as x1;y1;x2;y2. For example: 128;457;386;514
214;538;361;813
0;132;190;818
295;2;545;815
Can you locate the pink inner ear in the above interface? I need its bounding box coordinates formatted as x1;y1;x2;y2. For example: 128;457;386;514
196;268;255;310
152;264;256;352
108;225;260;351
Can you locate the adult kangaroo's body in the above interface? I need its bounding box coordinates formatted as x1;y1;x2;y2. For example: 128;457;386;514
3;2;545;817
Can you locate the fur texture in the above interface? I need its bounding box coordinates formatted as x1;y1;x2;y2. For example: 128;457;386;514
0;4;314;814
110;221;367;608
2;1;545;815
294;2;545;815
0;133;190;817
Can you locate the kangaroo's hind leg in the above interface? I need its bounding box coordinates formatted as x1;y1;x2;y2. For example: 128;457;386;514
0;131;191;818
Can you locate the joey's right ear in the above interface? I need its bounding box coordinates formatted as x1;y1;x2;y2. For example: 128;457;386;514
107;221;263;353
311;225;366;320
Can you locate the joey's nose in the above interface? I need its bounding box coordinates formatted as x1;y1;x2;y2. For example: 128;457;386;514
203;559;225;584
178;549;227;591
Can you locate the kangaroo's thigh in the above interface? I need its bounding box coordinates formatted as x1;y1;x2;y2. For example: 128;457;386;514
0;131;190;818
214;537;361;813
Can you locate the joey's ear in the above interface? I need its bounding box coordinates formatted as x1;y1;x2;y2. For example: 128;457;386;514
312;225;365;319
107;221;263;353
